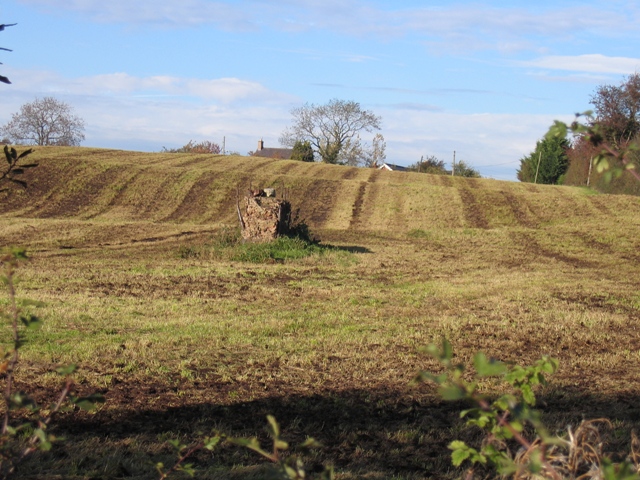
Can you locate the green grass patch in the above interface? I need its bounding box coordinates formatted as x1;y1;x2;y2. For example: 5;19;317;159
231;236;326;263
178;229;336;263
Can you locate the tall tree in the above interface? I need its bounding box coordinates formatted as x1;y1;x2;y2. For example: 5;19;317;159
518;135;569;184
279;99;382;164
363;133;386;167
1;97;85;146
590;73;640;149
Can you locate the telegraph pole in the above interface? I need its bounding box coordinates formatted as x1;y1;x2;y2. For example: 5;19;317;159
534;151;542;184
452;151;456;176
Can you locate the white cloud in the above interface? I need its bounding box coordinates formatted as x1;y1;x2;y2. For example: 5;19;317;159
524;54;640;75
19;0;639;52
3;68;293;104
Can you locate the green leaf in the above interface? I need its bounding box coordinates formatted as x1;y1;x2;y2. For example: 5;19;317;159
474;352;507;377
451;450;469;467
266;414;280;438
439;385;466;401
299;437;322;449
229;437;273;460
177;463;196;477
203;436;221;450
274;439;289;450
545;121;568;140
168;439;185;451
442;338;453;361
73;394;105;411
521;384;536;406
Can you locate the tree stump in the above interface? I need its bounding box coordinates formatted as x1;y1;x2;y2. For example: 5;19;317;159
239;195;291;242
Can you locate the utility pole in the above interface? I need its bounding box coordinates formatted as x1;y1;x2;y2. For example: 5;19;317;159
452;151;456;176
587;156;593;187
534;151;542;184
222;136;226;155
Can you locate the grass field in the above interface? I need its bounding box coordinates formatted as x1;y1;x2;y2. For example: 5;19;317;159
1;147;640;479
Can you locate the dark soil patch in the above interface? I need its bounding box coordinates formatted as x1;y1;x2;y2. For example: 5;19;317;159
553;292;640;319
36;167;122;218
588;195;612;215
90;170;143;218
510;232;598;269
164;171;219;222
349;182;367;229
341;168;359;180
438;175;453;187
501;190;538;228
459;189;489;229
274;162;302;176
464;178;481;189
367;169;380;183
294;179;340;228
243;158;278;174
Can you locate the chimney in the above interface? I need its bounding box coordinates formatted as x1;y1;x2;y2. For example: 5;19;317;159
258;139;264;151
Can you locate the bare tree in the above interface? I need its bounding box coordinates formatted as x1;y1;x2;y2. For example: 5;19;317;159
279;99;382;164
364;133;386;167
1;97;85;146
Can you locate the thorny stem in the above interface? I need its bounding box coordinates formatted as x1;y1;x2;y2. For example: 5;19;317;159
1;260;19;436
601;143;640;182
8;377;74;476
476;396;562;480
158;441;205;480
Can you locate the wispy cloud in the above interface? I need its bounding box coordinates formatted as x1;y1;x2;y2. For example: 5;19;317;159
4;68;294;104
19;0;639;52
524;54;640;74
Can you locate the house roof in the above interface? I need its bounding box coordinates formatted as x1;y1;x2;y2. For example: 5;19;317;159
253;147;293;159
379;162;410;172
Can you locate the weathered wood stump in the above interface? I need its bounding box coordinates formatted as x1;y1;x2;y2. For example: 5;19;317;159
238;192;291;242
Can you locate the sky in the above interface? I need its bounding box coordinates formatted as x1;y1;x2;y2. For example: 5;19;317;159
1;1;640;180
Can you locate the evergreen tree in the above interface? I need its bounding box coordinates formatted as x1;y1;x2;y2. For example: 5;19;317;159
290;140;315;162
518;135;569;184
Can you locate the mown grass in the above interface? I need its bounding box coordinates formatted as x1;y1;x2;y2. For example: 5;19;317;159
1;148;640;478
0;218;638;479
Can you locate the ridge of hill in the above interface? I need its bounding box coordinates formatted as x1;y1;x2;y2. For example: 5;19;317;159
2;146;640;232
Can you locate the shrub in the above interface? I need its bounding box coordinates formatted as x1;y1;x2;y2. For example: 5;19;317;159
162;140;221;154
291;140;315;162
417;339;639;479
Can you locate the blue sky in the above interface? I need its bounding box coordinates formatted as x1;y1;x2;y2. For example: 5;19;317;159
2;1;640;180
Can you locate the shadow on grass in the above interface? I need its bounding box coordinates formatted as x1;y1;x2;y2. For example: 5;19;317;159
38;385;640;479
322;244;372;254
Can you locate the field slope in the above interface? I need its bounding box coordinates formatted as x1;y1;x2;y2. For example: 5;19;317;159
1;147;640;479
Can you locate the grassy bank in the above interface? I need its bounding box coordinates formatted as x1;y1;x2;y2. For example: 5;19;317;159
0;147;640;478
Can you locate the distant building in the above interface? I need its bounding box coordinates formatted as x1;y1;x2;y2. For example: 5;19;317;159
378;162;410;172
252;139;293;160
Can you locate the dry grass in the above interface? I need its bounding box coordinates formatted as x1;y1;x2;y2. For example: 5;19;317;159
0;147;640;479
